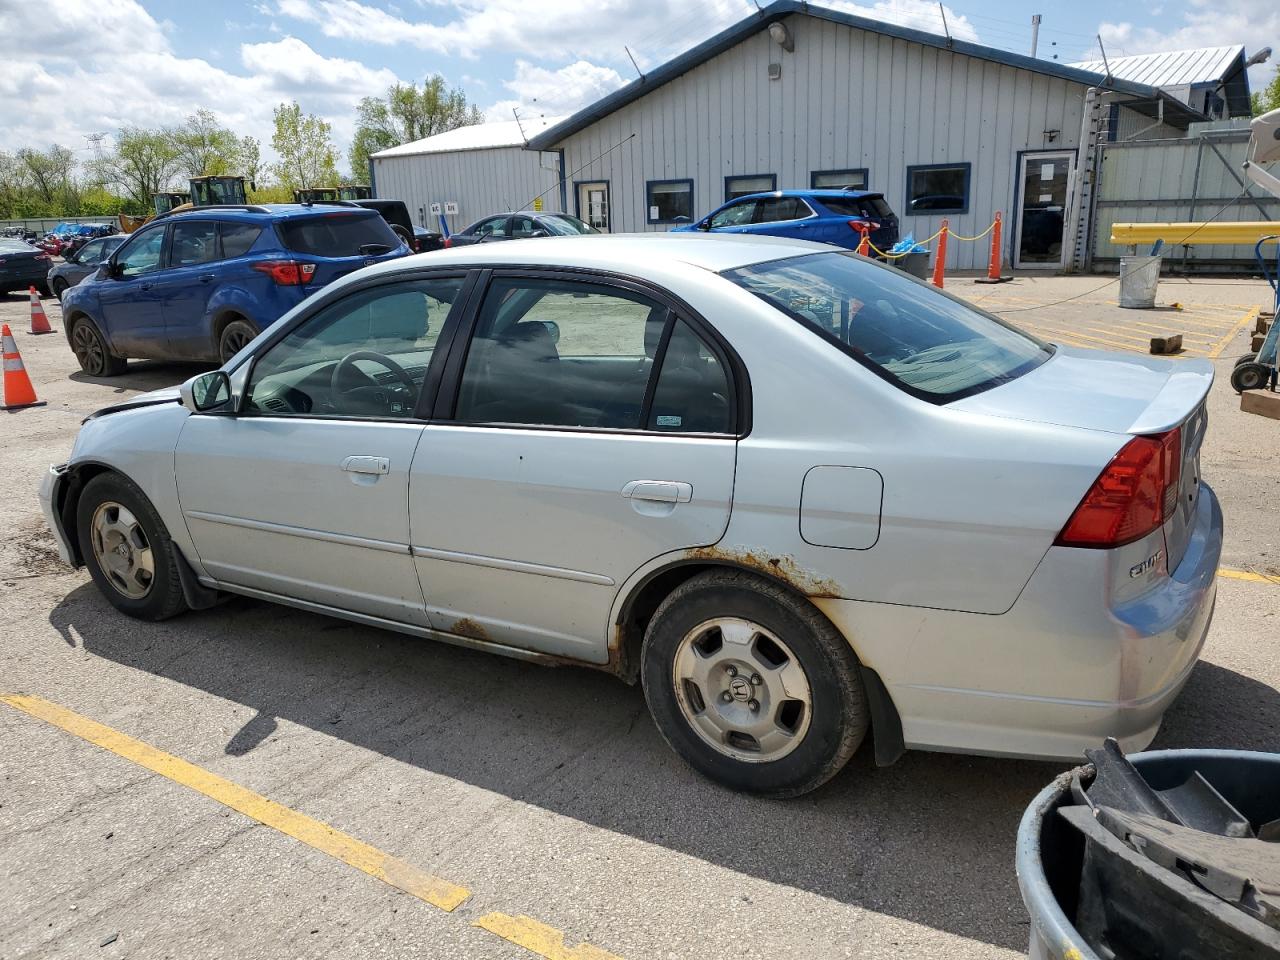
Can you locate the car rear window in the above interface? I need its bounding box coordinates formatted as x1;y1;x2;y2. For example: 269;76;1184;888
723;252;1051;403
276;213;399;257
820;196;895;220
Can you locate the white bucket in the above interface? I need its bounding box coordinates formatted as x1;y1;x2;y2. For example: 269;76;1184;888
1118;255;1161;309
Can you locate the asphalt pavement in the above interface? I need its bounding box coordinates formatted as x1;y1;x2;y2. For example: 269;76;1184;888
1;277;1278;960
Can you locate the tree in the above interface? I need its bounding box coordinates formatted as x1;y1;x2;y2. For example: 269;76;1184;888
238;136;262;186
271;101;339;192
18;145;77;207
108;127;182;207
349;77;483;181
171;109;245;178
1254;66;1280;115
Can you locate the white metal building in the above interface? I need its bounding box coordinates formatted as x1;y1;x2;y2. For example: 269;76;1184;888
370;115;566;233
372;0;1255;270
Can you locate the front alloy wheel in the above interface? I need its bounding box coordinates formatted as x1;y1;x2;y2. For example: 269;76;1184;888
90;501;155;599
70;320;125;376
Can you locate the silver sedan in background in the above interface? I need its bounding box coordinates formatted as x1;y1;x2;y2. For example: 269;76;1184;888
40;235;1221;796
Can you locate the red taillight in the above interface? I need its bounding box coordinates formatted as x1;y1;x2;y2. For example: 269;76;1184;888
252;260;317;285
35;253;50;261
1055;427;1182;548
848;219;880;231
413;238;421;252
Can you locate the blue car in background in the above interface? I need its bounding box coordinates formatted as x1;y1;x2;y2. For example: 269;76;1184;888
672;189;899;254
61;204;409;376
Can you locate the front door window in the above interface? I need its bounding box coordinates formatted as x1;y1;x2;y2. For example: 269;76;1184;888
1016;152;1073;268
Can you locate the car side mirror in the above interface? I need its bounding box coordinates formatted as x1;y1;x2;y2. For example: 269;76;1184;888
539;320;561;345
698;220;712;231
180;371;233;413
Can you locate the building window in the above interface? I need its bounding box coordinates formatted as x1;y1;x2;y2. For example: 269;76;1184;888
646;179;694;224
724;174;776;201
905;163;971;214
810;168;868;191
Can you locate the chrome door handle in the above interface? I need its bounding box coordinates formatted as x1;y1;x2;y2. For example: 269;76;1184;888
199;273;216;282
342;455;389;476
621;480;693;503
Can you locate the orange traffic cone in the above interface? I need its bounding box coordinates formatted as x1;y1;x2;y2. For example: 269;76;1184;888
2;324;46;410
28;286;53;335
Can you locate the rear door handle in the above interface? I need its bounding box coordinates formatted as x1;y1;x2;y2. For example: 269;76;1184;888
621;480;693;503
199;273;216;282
342;455;390;475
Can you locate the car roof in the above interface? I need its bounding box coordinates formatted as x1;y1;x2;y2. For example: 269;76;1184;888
726;189;880;203
376;233;832;275
163;204;383;223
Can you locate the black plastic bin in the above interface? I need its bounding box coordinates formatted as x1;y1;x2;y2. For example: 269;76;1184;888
1017;746;1280;959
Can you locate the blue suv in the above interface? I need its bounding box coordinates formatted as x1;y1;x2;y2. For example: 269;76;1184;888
672;189;899;254
62;204;409;376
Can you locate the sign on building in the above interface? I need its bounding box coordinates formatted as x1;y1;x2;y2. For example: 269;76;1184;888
429;202;442;215
444;201;459;215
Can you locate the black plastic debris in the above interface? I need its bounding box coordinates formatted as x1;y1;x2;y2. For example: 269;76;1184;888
1017;740;1280;960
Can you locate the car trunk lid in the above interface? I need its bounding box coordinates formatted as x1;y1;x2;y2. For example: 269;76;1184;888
951;346;1212;571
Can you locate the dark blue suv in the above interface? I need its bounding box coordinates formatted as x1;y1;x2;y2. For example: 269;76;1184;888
62;204;408;376
671;189;899;254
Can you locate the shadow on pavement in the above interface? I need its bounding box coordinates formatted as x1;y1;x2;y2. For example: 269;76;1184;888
68;360;213;395
48;584;1278;950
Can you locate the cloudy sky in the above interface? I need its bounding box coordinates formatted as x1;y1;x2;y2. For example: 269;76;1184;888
1;0;1276;173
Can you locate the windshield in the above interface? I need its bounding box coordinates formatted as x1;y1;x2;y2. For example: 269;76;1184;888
541;214;598;236
723;252;1051;402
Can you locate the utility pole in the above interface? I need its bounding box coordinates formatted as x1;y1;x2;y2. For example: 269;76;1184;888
1030;15;1041;58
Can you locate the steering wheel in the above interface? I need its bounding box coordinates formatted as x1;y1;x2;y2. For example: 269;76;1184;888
329;350;416;415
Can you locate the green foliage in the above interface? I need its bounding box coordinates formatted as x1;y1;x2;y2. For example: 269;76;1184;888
1255;66;1280;116
271;101;340;191
108;127;182;207
171;109;248;178
349;77;483;180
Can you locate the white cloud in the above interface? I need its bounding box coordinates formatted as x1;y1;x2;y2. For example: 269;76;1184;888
1098;0;1277;85
0;0;403;171
484;60;626;121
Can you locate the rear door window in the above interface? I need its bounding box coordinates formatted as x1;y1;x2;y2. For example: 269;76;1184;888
474;217;510;239
220;222;261;258
170;221;219;266
277;214;398;257
754;197;810;223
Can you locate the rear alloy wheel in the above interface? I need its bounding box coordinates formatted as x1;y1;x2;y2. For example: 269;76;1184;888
642;570;868;797
76;472;187;620
1230;361;1270;393
218;319;257;363
70;319;126;377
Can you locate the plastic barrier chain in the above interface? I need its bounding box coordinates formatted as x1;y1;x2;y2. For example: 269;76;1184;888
863;214;1004;289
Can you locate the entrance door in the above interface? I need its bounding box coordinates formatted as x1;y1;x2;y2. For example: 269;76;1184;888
1015;152;1074;269
577;181;610;232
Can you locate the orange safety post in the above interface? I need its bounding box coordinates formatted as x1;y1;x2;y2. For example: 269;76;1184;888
974;212;1012;284
856;223;871;257
931;219;949;288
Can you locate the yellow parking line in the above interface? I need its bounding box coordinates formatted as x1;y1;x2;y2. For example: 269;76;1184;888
1208;306;1260;359
1218;566;1280;585
475;913;624;960
1022;324;1169;354
0;693;470;912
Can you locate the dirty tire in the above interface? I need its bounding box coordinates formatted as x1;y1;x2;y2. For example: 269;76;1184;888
76;472;188;621
218;319;257;363
1230;361;1269;393
51;277;68;301
641;570;868;798
70;318;126;377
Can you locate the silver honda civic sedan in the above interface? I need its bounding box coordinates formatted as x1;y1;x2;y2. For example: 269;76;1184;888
40;234;1222;797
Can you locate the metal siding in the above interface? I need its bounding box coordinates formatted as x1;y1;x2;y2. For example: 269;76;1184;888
371;146;562;231
545;14;1088;267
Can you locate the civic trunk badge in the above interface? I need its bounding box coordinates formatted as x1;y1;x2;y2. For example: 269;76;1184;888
1130;550;1164;579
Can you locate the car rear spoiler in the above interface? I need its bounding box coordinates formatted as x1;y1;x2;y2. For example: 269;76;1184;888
1127;360;1213;434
